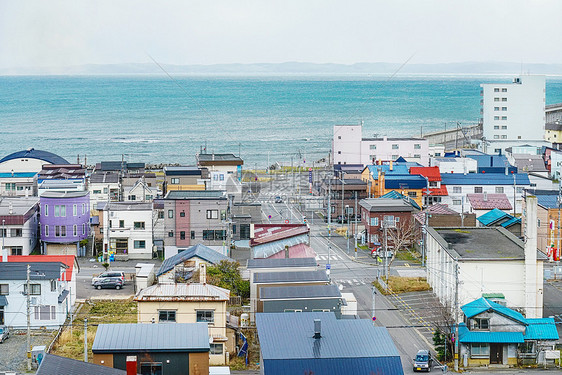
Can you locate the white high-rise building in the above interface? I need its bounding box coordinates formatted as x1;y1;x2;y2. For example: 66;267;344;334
481;75;546;154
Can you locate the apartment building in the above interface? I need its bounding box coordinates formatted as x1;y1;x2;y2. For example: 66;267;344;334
0;197;39;255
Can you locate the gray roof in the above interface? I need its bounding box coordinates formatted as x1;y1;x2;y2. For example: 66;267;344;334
197;153;243;162
260;284;342;300
89;172;120;183
165;190;226;200
511;154;548;173
256;312;403;374
37;354;127;375
157;244;233;276
92;323;210;353
359;198;415;212
331;178;367;186
0;262;66;280
0;197;39;215
254;270;329;284
247;257;317;269
545;122;562;131
40;191;89;199
135;283;230;301
164;166;202;175
98;201;153;211
429;227;548;261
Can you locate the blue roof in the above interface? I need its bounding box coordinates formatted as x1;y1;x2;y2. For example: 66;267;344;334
524;318;560;341
365;162;421;179
465;154;511;168
380;190;421;210
440;173;530;186
500;217;521;228
459;323;524;344
384;174;427;189
477;208;511;226
256;312;403;375
0;172;37;178
461;298;527;324
537;194;562;209
156;244;232;276
0;149;69;165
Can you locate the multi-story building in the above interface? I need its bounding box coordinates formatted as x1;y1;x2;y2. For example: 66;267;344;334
40;191;90;256
333;124;429;166
0;197;39;255
163;166;208;195
320;178;368;220
359;198;416;247
481;75;546;154
545;120;562;149
36;164;87;196
163;190;229;249
88;171;120;210
196;152;243;179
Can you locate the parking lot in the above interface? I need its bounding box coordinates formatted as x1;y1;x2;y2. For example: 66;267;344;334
0;330;55;373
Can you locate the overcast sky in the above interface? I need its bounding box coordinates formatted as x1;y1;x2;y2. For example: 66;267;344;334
1;0;561;70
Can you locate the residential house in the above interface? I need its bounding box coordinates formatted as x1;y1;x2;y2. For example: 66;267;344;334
98;202;153;260
426;197;545;319
463;150;518;174
458;298;559;368
251;270;330;318
245;257;318;282
333;123;429;166
231;202;262;242
197;153;243;193
95;161;146;174
0;197;39;255
409;166;448;206
546;102;562;124
136;267;232;366
92;323;210;375
88;171;120;210
163;190;229;249
361;162;426;206
0;172;37;197
0;262;70;329
37;354;127;375
431;156;478;175
259;284;345;317
256;312;404;375
508;154;549;177
545;120;562;148
332;163;364;179
250;224;314;259
526;191;562;256
121;172;157;193
123;177;157;202
157;244;233;284
360;198;416;247
163;166;208;195
466;193;513;217
40;191;90;256
321;178;367;220
36;164;87;196
414;204;476;229
476;208;521;237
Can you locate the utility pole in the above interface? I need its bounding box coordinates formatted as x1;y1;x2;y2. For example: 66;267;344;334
341;171;345;229
346;205;350;254
513;173;517;216
26;264;31;371
383;222;388;279
371;285;376;323
354;191;358;260
84;318;88;362
327;176;331;237
454;261;459;372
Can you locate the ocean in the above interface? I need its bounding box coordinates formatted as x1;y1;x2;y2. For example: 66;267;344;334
1;75;562;168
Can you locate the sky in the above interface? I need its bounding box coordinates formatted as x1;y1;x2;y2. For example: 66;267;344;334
1;0;561;70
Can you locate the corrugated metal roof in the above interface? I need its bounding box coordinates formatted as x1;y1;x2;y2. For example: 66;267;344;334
458;323;524;344
37;354;127;375
165;190;226;200
385;174;427;189
467;194;512;210
379;191;422;209
477;208;511;226
260;284;341;300
135;283;230;302
440;173;530;185
0;262;65;280
359;197;417;212
247;257;317;269
524;318;560;340
461;298;527;324
0;149;69;165
157;244;232;276
40;191;89;199
92;323;210;353
256;312;403;374
536;194;562;209
500;217;521;227
254;270;329;284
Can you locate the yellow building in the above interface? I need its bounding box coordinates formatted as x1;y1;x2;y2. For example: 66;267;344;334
545;121;562;144
361;164;425;207
135;267;234;366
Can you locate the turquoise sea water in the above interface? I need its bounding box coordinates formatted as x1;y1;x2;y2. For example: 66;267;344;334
1;75;562;167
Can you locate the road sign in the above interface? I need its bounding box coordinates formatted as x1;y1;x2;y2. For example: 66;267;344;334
268;215;272;219
326;264;331;270
372;316;376;321
284;219;289;224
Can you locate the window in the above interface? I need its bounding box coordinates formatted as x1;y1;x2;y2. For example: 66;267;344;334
370;217;379;226
119;220;124;228
196;310;214;324
494;116;500;120
206;210;219;219
501;88;507;92
495;187;504;193
54;205;66;217
44;204;48;216
453;199;462;205
134;240;146;249
140;363;163;375
82;203;86;214
408;191;417;197
369;144;377;150
55;225;66;237
128;195;136;201
73;204;77;216
414;154;421;159
284;309;303;312
24;284;41;295
171;178;180;184
494;97;500;102
44;225;49;237
82;223;86;235
494;135;499;139
221;210;227;220
191;231;195;239
158;211;164;219
34;305;56;320
93;189;101;194
167;209;174;218
471;343;490;358
429;181;438;188
158;310;176;322
180;231;185;240
338;135;341;139
392;144;399;149
210;343;223;355
494;125;499;130
501;116;507;120
502;107;507;111
73;224;77;237
501;126;507;130
168;231;174;237
472;318;490;330
392;155;399;159
494;88;499;92
414;144;421;149
0;284;8;295
134;221;145;230
179;211;185;217
50;279;57;292
369;154;377;160
516;187;523;194
502;97;507;102
474;187;483;193
0;229;5;238
11;247;22;255
494;107;499;111
10;228;22;237
146;195;153;200
501;135;507;139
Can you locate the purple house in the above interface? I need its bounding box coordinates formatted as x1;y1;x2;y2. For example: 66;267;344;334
40;191;90;256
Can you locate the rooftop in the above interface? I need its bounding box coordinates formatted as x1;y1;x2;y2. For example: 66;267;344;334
40;191;89;199
511;154;548;173
0;148;69;165
409;166;441;181
0;197;39;215
260;284;341;300
536;194;562;209
467;193;512;210
8;255;78;281
477;208;515;226
165;190;226;200
92;323;210;353
247;257;317;269
37;354;126;375
384;174;427;189
163;166;202;176
157;244;233;276
98;201;153;211
89;171;120;184
197;153;243;164
440;173;530;185
359;197;415;212
135;283;230;302
251;224;309;246
0;262;66;280
254;270;329;284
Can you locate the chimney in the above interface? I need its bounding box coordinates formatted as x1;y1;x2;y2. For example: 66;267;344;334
313;319;321;339
126;356;137;375
483;192;488;201
284;245;289;259
524;195;540;318
199;263;207;284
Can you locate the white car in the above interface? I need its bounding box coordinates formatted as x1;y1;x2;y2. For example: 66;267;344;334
91;271;125;285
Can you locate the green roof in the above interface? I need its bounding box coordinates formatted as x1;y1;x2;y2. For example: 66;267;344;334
481;293;505;299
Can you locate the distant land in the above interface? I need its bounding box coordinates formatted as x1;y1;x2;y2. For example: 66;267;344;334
2;61;562;76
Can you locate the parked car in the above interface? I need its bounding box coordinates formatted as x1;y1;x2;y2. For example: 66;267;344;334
413;349;433;372
0;326;9;343
93;277;123;290
91;271;125;285
274;196;283;203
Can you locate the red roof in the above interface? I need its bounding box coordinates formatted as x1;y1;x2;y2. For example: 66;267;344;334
423;185;449;196
251;224;309;246
410;166;441;182
266;243;317;259
7;255;78;281
467;193;512;210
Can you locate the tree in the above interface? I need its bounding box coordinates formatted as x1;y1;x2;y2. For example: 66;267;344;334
384;217;419;268
207;260;250;300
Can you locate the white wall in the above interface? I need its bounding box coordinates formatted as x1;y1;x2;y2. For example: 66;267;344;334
442;183;526;215
431;158;478;174
108;209;153;259
0;159;48;173
88;181;120;210
333;125;362;165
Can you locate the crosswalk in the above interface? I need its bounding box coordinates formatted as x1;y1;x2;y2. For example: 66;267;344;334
334;278;367;286
315;254;343;261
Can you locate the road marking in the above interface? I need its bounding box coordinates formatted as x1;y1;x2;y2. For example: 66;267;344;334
404;263;410;267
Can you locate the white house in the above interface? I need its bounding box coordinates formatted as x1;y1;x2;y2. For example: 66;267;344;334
426;197;545;320
333;124;430;166
99;202;153;260
431;157;478;174
0;262;71;329
123;178;157;202
0;197;39;256
88;171;120;210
